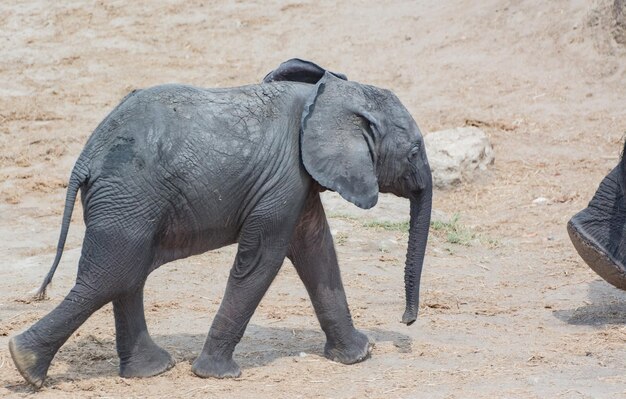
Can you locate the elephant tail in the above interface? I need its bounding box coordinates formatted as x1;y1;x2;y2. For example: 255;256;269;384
33;166;88;301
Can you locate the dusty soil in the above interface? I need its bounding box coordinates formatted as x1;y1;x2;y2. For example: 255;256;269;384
1;1;626;398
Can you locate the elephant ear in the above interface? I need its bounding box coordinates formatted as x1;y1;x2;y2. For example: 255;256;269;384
262;58;347;84
301;73;379;209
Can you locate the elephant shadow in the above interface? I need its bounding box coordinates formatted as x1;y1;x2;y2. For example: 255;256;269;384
553;279;626;326
34;325;411;386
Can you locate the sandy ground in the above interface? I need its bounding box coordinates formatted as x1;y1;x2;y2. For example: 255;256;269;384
1;0;626;398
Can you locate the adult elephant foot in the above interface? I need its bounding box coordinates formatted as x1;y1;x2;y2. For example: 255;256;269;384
567;165;626;290
9;333;54;389
118;341;175;378
191;353;241;379
568;219;626;290
324;329;372;364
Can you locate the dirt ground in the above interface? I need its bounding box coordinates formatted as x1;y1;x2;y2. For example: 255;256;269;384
1;1;626;398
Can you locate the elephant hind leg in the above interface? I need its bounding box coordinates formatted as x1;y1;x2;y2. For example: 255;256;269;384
9;227;155;389
9;281;114;389
114;286;175;378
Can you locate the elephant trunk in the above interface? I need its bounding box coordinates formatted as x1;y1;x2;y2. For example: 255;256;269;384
401;179;432;325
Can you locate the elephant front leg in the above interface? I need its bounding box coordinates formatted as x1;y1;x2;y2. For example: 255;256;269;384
192;205;300;378
287;193;371;364
113;286;175;378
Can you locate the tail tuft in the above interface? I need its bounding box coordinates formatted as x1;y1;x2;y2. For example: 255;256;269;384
33;282;50;301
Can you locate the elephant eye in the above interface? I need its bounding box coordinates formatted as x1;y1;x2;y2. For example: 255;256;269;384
409;143;420;159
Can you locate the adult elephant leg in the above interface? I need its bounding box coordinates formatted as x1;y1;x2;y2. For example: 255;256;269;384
287;192;371;364
114;284;175;378
568;165;626;289
192;195;304;378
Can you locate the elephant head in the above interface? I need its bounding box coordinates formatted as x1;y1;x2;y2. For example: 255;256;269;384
568;142;626;290
300;72;432;325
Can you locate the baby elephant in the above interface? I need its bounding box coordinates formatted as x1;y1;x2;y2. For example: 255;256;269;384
9;59;432;388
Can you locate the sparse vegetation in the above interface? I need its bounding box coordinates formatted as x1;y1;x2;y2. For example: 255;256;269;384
326;212;360;222
334;231;348;245
361;213;475;246
430;213;476;246
361;220;410;231
329;211;501;248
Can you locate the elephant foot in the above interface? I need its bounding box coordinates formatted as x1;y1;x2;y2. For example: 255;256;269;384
191;353;241;379
566;165;626;290
568;218;626;290
9;333;53;389
324;329;372;364
119;343;175;378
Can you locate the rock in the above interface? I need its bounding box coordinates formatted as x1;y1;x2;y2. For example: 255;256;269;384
378;239;398;253
532;197;550;206
424;126;494;189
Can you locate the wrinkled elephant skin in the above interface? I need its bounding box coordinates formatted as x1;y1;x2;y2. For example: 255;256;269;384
9;59;433;389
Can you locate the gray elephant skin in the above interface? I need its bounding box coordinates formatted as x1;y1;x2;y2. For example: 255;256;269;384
9;59;433;389
568;140;626;289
